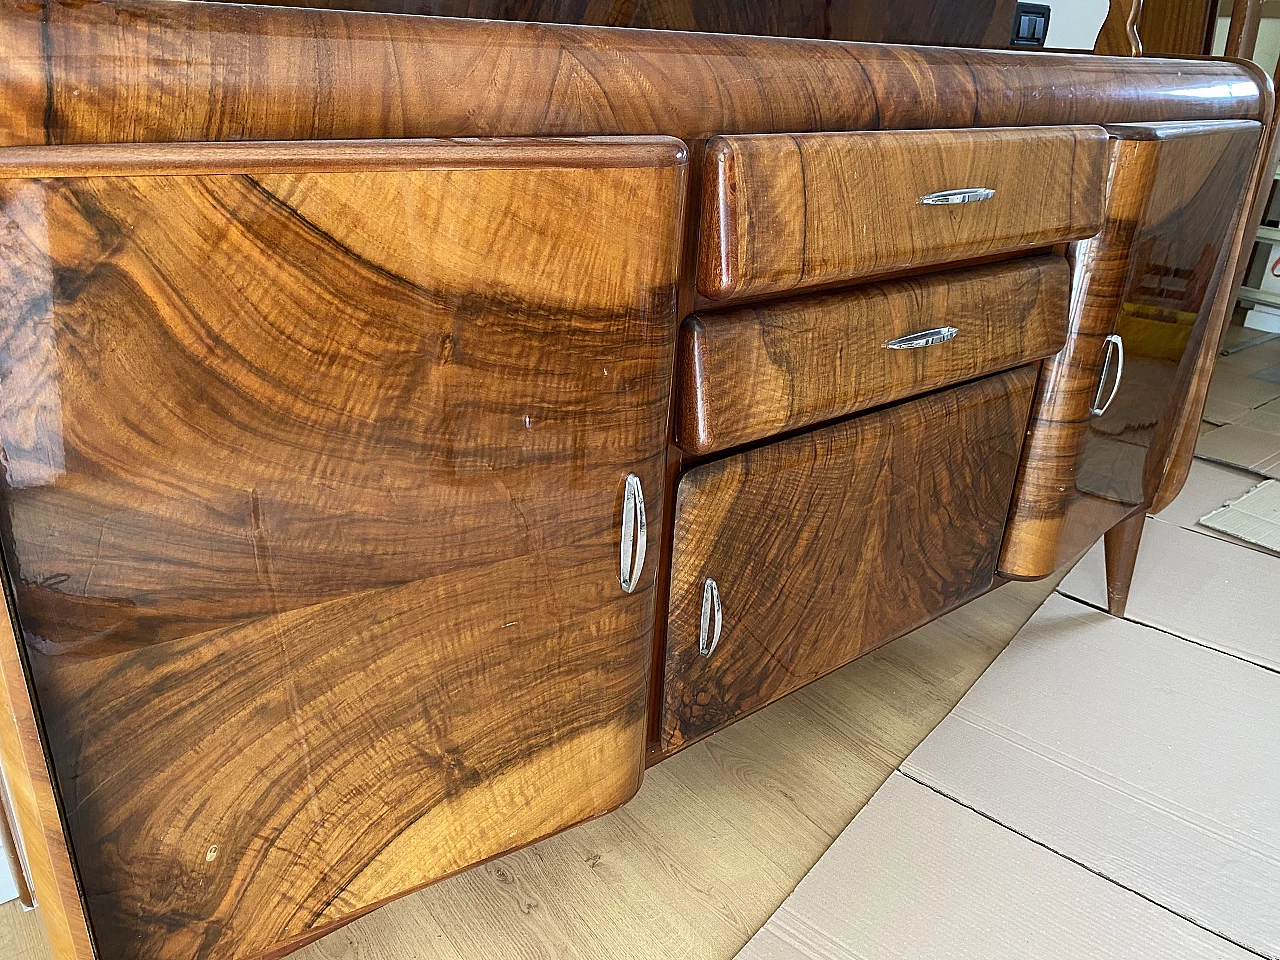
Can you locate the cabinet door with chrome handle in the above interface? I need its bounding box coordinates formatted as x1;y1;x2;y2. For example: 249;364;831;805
999;119;1262;580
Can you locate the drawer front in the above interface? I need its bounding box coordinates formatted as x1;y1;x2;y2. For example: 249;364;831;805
676;255;1069;455
0;139;684;960
697;125;1107;303
998;119;1261;579
660;367;1037;752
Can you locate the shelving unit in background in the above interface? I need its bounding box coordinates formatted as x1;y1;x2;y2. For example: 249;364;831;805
1236;167;1280;332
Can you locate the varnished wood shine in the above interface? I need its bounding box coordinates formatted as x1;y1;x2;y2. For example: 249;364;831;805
696;127;1106;303
0;1;1268;149
999;120;1260;579
676;256;1069;455
660;368;1037;752
0;139;685;960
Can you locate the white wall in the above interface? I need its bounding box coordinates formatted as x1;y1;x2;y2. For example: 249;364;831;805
1044;0;1111;50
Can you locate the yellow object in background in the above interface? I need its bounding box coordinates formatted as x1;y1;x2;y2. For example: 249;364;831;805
1114;302;1197;362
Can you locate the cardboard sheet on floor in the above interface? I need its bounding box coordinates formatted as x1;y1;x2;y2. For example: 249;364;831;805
1060;515;1280;670
902;594;1280;959
1156;459;1261;530
735;773;1251;960
1196;397;1280;477
1200;479;1280;554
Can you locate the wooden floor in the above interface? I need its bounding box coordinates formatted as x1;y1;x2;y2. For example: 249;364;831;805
1;572;1063;960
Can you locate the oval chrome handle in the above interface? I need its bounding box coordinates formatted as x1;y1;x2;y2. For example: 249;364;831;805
699;578;722;657
1091;334;1125;417
919;187;995;206
619;473;647;594
885;326;959;350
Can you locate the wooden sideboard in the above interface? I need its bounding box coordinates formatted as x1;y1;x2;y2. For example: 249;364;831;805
0;3;1273;960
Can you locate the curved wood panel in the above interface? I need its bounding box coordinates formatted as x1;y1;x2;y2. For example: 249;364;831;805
676;256;1069;455
0;138;684;960
999;120;1260;579
661;367;1037;752
696;127;1105;302
0;0;1267;148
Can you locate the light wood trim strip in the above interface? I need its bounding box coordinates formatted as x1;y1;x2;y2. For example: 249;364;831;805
0;582;94;959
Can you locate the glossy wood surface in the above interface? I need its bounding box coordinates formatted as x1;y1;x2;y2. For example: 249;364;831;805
676;256;1069;455
0;589;93;960
0;1;1267;149
0;138;685;960
660;367;1036;752
696;127;1107;303
999;120;1260;579
200;0;1025;48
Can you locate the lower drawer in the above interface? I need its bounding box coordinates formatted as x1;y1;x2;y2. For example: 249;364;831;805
658;367;1038;752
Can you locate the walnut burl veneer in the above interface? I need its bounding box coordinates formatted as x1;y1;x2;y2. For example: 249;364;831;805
999;120;1260;579
675;256;1069;455
696;127;1107;302
660;367;1037;751
0;1;1269;147
0;138;685;960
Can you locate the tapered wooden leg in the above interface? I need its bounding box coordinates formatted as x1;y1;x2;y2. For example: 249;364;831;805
1104;511;1145;618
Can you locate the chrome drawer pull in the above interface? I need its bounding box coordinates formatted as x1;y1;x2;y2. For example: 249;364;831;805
699;578;722;658
885;326;959;350
919;187;995;205
619;473;647;594
1091;333;1125;417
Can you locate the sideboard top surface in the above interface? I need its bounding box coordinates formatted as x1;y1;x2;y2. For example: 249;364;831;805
0;0;1269;147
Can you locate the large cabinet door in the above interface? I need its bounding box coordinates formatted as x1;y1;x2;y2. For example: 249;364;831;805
0;138;684;960
999;120;1260;579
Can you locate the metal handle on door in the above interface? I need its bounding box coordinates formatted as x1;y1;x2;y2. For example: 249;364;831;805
619;473;647;594
1091;334;1125;417
699;578;722;658
918;187;996;205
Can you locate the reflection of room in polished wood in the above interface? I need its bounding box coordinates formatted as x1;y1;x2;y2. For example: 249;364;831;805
999;120;1261;579
0;4;1275;960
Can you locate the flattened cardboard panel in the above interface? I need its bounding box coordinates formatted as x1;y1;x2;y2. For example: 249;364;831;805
736;773;1252;960
1196;397;1280;478
1060;516;1280;670
903;594;1280;958
1154;459;1260;529
1201;479;1280;554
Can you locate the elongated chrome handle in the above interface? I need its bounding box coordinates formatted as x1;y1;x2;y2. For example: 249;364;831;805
1091;334;1125;417
699;578;722;657
619;473;647;594
885;326;959;350
919;187;995;205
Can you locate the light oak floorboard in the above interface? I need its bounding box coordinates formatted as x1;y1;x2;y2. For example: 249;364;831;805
2;575;1065;960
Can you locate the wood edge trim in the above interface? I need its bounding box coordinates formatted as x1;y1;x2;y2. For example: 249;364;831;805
0;137;690;179
0;582;95;959
694;138;739;301
1102;119;1263;140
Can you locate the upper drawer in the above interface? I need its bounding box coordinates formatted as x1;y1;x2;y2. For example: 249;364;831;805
676;255;1069;455
697;125;1108;303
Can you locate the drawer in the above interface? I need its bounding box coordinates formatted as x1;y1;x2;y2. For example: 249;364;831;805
659;367;1037;752
697;125;1107;303
676;255;1069;455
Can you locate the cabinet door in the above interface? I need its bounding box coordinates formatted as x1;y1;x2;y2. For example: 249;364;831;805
0;138;684;960
660;368;1036;753
998;120;1260;579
